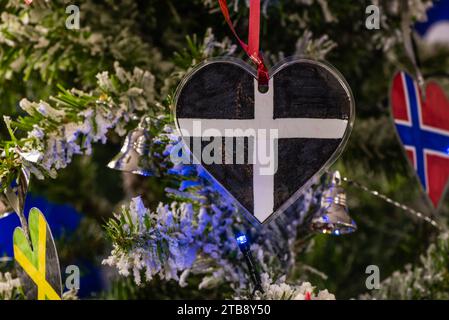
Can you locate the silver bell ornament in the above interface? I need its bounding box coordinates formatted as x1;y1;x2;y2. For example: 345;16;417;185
310;171;357;235
107;117;158;177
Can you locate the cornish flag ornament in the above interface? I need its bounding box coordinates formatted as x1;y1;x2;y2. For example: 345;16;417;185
391;71;449;209
174;57;354;224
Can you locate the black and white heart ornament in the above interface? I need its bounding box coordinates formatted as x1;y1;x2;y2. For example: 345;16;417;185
174;57;355;224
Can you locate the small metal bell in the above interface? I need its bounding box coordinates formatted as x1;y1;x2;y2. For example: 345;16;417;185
107;117;158;176
310;171;357;235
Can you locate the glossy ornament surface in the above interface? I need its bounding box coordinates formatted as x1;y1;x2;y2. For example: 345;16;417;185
175;57;354;224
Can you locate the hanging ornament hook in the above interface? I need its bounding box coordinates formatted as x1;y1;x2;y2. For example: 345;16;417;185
401;0;426;98
3;167;32;246
341;176;441;230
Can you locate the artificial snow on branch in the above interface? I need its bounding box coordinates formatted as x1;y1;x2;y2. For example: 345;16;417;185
361;232;449;300
0;62;157;190
0;0;153;84
0;272;21;300
234;273;335;300
103;143;320;293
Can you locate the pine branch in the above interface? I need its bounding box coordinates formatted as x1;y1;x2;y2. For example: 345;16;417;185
361;232;449;300
0;62;159;192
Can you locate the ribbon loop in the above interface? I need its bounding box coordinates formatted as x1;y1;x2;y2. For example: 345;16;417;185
218;0;269;87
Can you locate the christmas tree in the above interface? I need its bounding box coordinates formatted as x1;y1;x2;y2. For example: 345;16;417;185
1;0;449;300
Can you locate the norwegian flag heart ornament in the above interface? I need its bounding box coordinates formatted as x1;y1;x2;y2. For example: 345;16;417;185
391;71;449;209
174;57;355;224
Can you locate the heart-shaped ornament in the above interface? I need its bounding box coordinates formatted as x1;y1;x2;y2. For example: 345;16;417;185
174;57;354;224
391;71;449;209
13;207;62;300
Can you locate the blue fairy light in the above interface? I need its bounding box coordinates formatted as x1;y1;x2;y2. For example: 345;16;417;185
235;232;264;294
236;234;248;245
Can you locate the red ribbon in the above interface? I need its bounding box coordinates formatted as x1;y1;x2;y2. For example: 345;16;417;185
218;0;269;86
